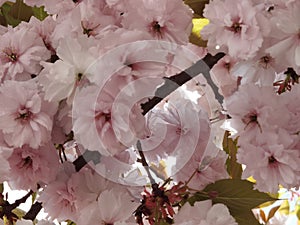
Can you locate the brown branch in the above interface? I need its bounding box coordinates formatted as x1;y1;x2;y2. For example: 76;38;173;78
0;190;33;220
141;52;225;115
23;202;43;221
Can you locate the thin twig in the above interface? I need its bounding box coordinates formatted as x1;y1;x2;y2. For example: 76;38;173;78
137;140;156;185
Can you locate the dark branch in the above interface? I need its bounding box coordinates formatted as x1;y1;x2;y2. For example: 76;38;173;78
0;190;33;220
23;202;43;220
73;149;102;172
141;52;225;115
136;140;156;184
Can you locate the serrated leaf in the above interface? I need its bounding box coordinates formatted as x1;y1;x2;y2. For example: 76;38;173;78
278;200;290;215
8;0;33;26
32;6;47;21
223;131;243;179
184;0;209;17
188;179;277;225
189;18;208;47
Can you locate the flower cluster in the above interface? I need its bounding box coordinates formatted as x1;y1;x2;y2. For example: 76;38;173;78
204;0;300;193
0;0;299;224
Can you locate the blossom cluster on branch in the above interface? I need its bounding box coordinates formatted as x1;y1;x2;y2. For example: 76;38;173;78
0;0;299;225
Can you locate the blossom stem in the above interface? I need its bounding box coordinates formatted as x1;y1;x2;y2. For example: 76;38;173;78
137;140;156;185
185;169;198;186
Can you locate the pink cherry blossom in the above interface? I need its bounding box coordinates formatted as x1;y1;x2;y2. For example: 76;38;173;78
141;99;207;163
201;0;263;60
281;83;300;135
25;16;57;54
50;0;117;45
174;200;237;225
210;55;238;97
231;50;278;86
39;162;78;222
39;35;99;103
0;25;7;35
266;1;300;74
72;85;124;156
76;186;139;225
223;83;290;140
0;144;11;183
0;80;57;148
173;147;229;191
121;0;193;44
67;167;111;208
237;129;300;193
0;27;50;81
7;143;60;190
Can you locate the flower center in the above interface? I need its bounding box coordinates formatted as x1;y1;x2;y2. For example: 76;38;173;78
242;112;257;125
176;127;187;135
231;22;242;33
16;108;32;121
76;73;83;82
242;111;262;132
224;62;231;70
1;47;18;63
22;156;33;168
95;111;111;122
268;155;277;164
149;21;164;38
259;55;272;69
81;21;100;37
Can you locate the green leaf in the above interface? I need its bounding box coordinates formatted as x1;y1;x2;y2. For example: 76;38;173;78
32;6;47;21
188;179;277;225
9;0;33;23
1;2;19;26
184;0;209;17
0;0;34;27
223;131;243;179
0;183;3;193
